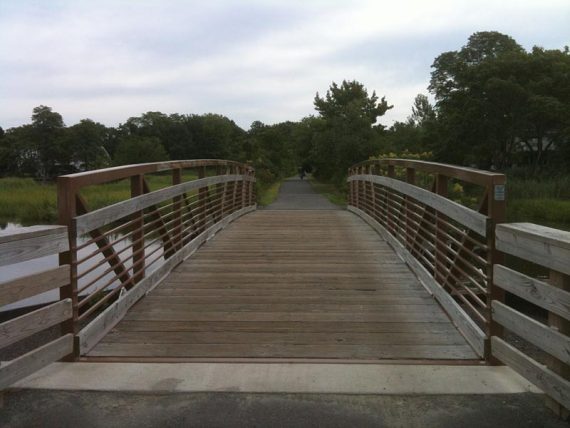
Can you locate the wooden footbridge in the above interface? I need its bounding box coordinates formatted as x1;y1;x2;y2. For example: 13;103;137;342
1;159;569;414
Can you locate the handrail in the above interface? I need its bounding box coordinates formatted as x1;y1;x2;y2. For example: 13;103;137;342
491;223;570;416
56;159;256;358
58;159;254;189
350;159;505;187
0;225;74;389
347;159;506;359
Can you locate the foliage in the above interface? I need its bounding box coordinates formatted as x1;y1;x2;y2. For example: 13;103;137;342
370;150;433;161
427;32;570;170
113;136;169;165
256;181;282;207
311;80;392;183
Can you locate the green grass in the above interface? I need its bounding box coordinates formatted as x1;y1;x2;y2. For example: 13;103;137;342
505;175;570;230
257;181;282;206
308;176;347;207
0;174;197;226
507;198;570;230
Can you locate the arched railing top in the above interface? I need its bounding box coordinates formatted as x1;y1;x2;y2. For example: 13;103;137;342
349;159;503;188
59;159;254;189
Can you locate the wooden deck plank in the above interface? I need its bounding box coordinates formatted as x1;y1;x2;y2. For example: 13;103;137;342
87;210;478;361
88;343;477;359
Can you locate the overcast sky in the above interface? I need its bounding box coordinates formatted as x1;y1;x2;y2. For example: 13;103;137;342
1;0;568;130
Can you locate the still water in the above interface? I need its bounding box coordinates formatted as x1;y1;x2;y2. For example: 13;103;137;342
0;223;163;312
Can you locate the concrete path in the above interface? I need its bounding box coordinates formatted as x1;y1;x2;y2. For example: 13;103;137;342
265;176;339;210
13;363;538;394
1;390;566;428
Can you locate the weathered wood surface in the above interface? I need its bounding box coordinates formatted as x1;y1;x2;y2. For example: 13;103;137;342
0;299;72;349
0;225;68;267
0;265;69;307
494;264;570;321
0;334;73;390
88;210;478;360
492;300;570;364
348;206;486;357
78;205;255;354
348;174;489;236
492;336;570;410
496;223;570;276
75;174;254;235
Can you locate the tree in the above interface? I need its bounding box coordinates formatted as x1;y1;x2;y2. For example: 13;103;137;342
122;112;193;160
410;94;436;127
30;105;67;179
113;136;169;165
312;80;392;181
428;32;570;170
63;119;112;170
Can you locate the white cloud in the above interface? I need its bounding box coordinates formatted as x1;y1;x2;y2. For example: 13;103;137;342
0;0;568;129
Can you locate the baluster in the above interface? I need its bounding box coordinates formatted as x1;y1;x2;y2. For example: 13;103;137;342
131;174;145;284
434;173;448;283
172;168;183;250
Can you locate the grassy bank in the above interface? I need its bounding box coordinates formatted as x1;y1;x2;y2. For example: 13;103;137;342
307;174;570;230
308;176;346;206
2;174;569;230
0;175;195;226
256;181;282;207
506;175;570;230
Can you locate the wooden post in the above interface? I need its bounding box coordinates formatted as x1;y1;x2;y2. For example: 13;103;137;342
545;270;570;419
368;165;376;219
198;166;208;231
487;174;507;361
405;167;416;249
131;174;145;284
57;177;79;359
241;166;247;210
386;165;395;232
172;169;183;250
231;165;238;213
435;174;448;283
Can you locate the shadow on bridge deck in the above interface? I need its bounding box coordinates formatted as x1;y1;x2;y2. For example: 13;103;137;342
86;178;478;361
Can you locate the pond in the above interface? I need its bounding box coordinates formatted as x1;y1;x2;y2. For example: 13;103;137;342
0;223;163;312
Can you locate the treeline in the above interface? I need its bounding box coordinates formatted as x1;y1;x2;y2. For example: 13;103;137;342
1;31;568;187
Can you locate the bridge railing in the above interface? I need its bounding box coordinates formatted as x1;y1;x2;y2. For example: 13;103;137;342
57;160;256;356
491;223;570;416
347;159;506;358
0;225;74;388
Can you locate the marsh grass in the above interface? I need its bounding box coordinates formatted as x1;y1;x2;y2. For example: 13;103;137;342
506;175;570;230
0;173;197;226
308;177;347;206
257;181;282;206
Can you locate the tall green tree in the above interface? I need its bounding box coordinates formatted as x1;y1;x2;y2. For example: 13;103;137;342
30;105;68;179
113;136;169;165
62;119;112;170
429;32;570;170
312;80;392;181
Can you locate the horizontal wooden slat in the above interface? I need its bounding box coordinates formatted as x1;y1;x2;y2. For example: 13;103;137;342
348;174;489;236
0;225;68;267
101;330;468;345
75;174;255;235
496;223;570;276
78;205;255;355
89;342;477;359
0;265;70;307
492;300;570;364
494;264;570;320
348;206;486;357
0;334;73;389
0;299;72;349
492;336;570;410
